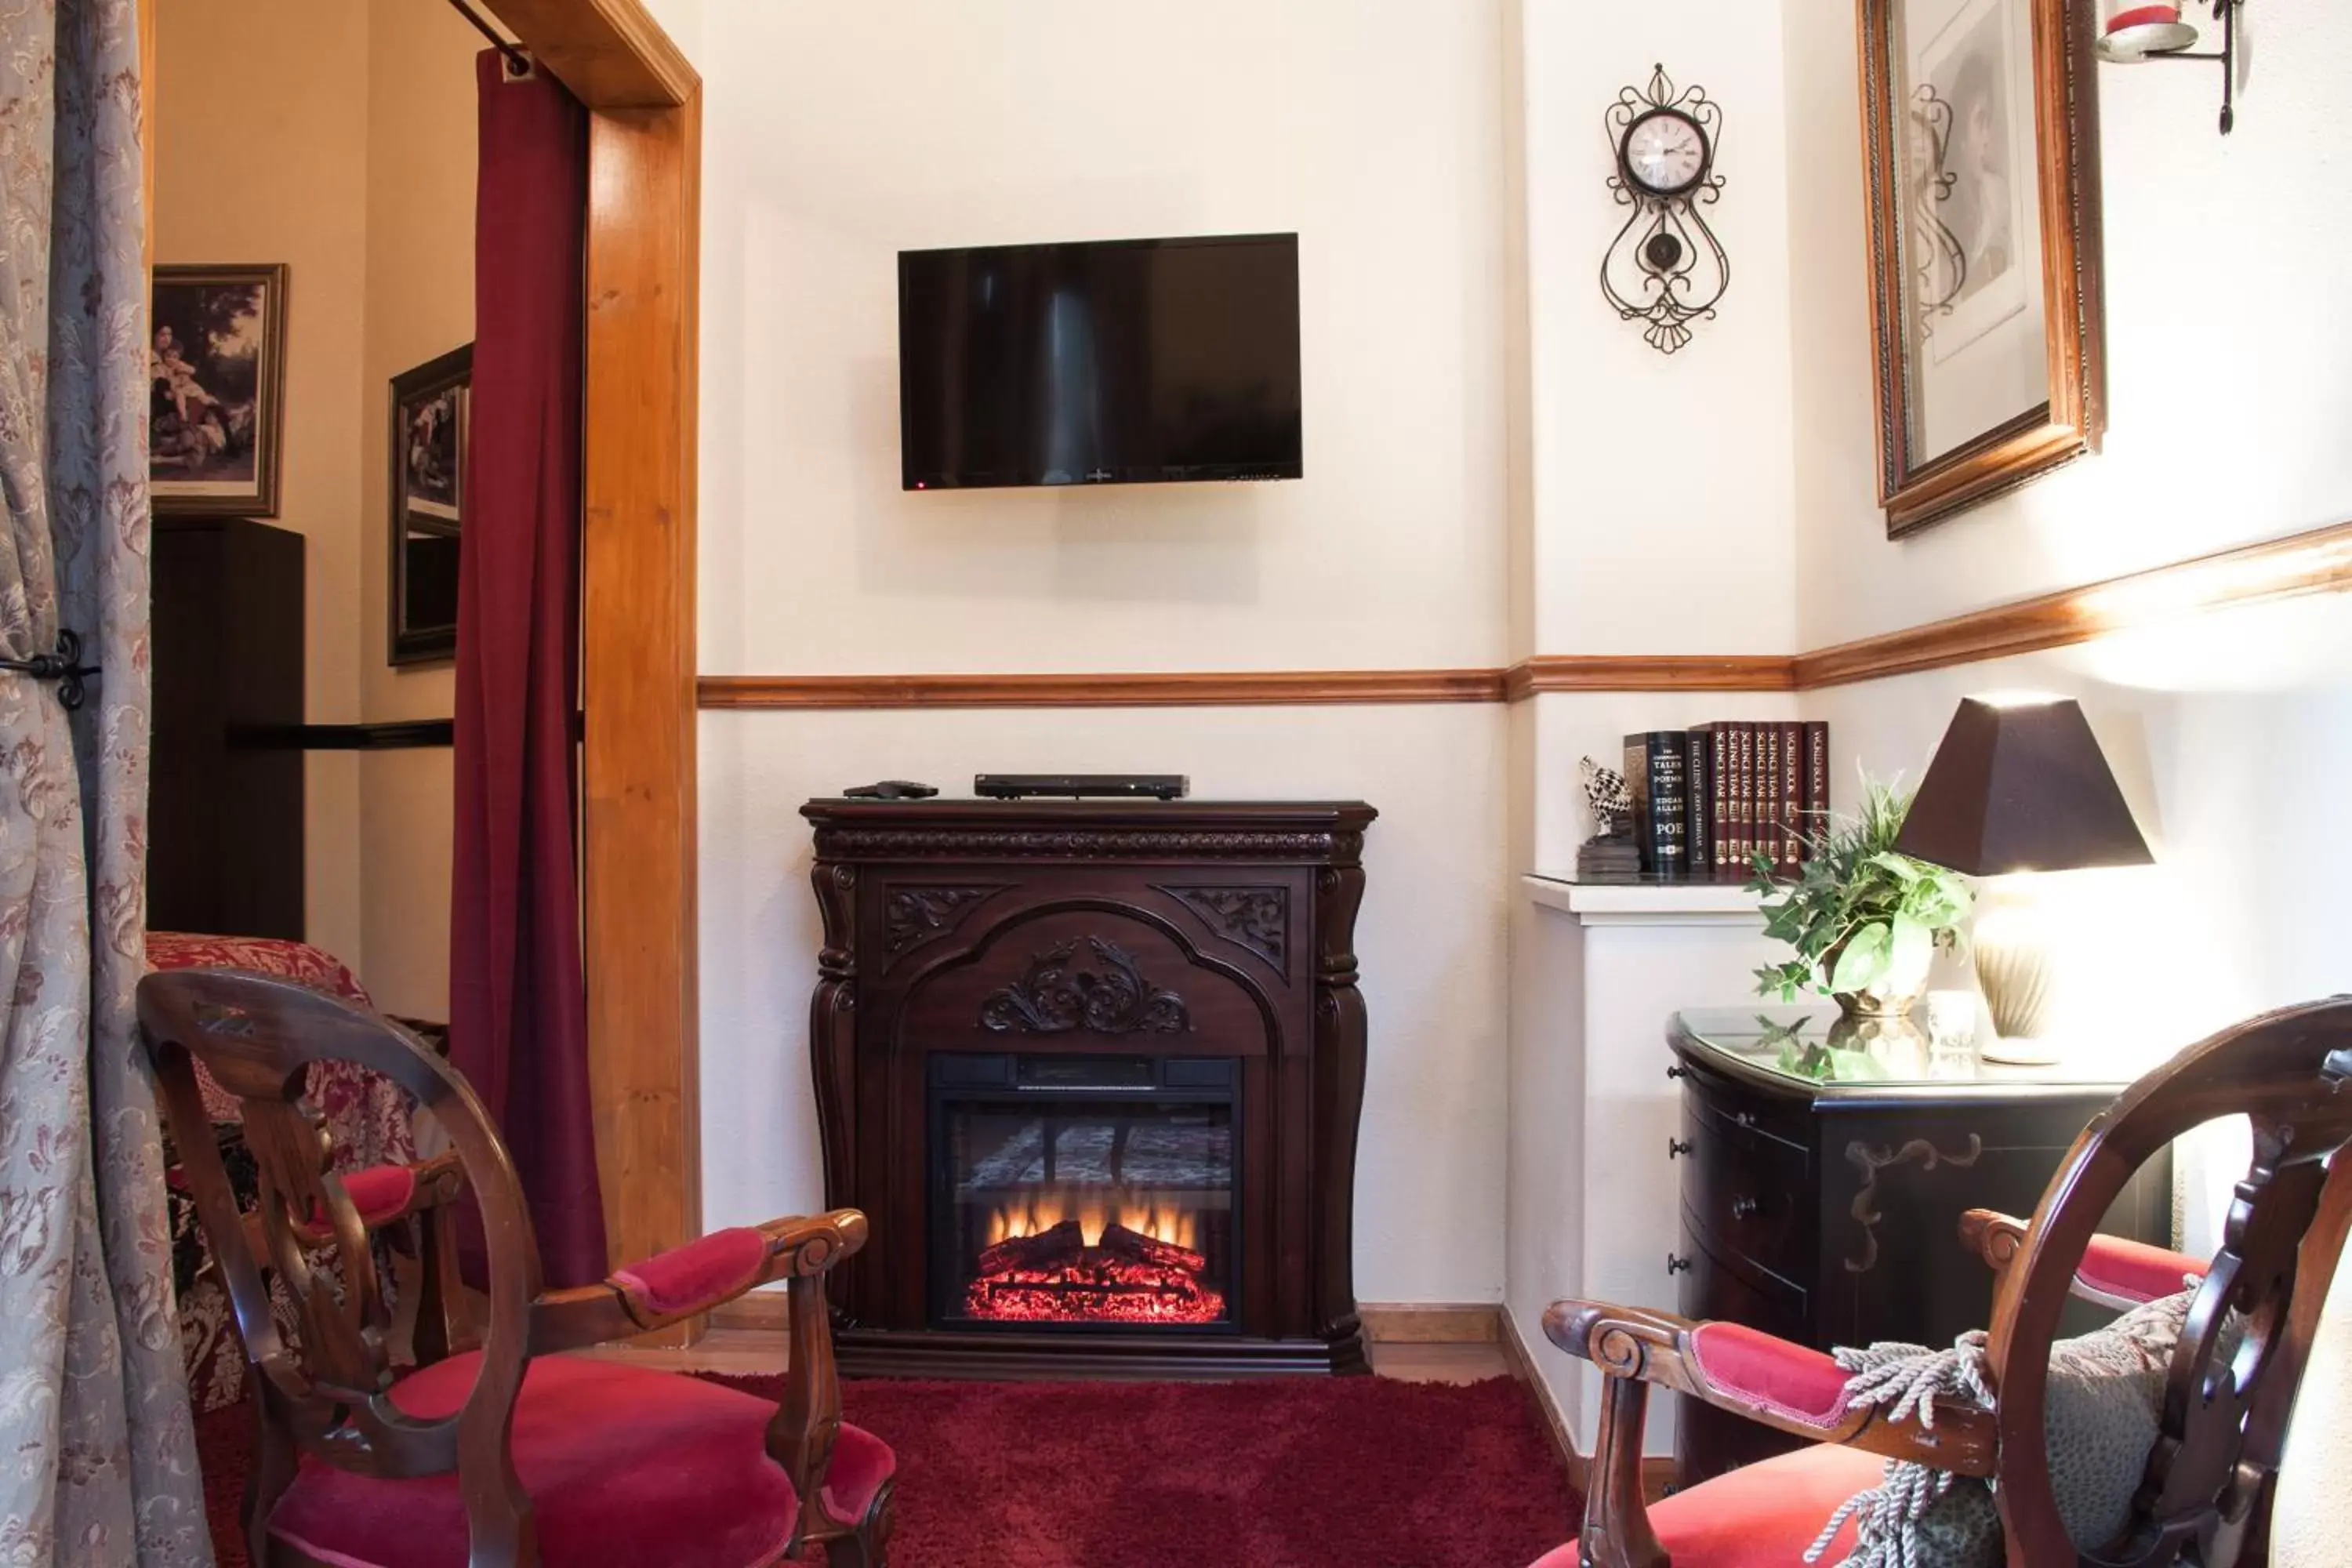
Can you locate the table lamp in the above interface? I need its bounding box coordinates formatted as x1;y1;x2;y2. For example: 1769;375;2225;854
1891;695;2154;1065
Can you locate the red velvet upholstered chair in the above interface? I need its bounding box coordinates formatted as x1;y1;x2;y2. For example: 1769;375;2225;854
1526;998;2352;1568
141;968;896;1568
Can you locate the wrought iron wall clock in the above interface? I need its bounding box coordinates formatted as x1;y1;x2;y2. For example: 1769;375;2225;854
1601;65;1727;355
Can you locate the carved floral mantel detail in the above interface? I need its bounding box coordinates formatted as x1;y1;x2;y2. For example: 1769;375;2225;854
1160;885;1289;975
883;885;1000;953
979;938;1192;1036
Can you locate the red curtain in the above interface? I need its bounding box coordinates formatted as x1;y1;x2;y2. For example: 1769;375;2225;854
449;50;608;1287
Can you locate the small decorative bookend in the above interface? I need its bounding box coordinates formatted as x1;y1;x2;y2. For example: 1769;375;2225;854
1577;757;1641;884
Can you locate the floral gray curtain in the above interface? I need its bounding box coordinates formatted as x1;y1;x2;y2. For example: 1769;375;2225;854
0;0;212;1563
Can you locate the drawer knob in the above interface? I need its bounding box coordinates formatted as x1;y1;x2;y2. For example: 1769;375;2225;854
1731;1196;1759;1220
1666;1065;1688;1081
1667;1254;1693;1276
1668;1138;1693;1160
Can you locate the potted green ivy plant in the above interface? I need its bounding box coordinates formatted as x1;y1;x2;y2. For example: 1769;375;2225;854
1749;775;1972;1018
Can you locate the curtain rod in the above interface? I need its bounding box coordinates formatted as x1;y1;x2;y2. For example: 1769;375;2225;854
442;0;531;76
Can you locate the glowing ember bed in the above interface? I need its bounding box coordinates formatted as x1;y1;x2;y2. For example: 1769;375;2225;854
934;1054;1236;1330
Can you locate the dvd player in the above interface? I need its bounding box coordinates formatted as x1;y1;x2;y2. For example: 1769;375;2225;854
973;774;1189;800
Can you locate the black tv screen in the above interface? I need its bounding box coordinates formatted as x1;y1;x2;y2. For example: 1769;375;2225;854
898;234;1301;490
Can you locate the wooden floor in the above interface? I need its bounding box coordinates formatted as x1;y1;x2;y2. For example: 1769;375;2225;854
576;1323;1515;1384
1370;1338;1514;1384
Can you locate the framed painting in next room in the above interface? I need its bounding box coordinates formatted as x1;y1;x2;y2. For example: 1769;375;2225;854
387;344;470;666
150;263;288;517
1857;0;2105;535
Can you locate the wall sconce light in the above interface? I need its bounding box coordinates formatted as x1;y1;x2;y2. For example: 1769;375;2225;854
2096;1;2245;134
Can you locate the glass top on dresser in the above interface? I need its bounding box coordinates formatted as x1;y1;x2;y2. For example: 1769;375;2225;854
1671;1007;2134;1096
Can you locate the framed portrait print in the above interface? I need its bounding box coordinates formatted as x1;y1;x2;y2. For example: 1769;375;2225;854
387;344;470;665
150;263;289;517
1858;0;2105;535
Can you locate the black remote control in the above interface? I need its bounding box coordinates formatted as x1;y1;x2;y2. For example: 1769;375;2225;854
842;780;939;800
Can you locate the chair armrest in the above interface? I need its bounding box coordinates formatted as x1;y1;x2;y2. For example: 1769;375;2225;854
2074;1232;2209;1308
1543;1300;2000;1568
531;1209;869;1354
251;1151;467;1253
1543;1301;1997;1476
1961;1208;2207;1308
1958;1208;2031;1277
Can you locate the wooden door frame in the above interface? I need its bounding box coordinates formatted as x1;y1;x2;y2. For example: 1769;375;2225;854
486;1;702;1327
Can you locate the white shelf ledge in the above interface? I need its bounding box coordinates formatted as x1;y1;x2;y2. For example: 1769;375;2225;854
1523;873;1767;927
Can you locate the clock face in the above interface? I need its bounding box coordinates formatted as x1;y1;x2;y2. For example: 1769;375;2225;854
1623;109;1709;197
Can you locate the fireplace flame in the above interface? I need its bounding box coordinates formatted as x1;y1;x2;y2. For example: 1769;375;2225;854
966;1181;1225;1326
985;1183;1197;1252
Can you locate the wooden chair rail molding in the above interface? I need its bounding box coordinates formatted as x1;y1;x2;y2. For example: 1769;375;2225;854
1791;515;2352;689
699;669;1509;709
697;517;2352;709
1508;656;1797;698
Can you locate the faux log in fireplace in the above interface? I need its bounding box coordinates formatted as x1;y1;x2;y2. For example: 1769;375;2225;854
802;797;1376;1377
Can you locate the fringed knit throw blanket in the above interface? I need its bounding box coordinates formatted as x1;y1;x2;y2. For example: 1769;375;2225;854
1804;1288;2210;1568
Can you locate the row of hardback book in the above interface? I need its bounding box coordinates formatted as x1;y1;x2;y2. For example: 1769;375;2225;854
1621;723;1830;880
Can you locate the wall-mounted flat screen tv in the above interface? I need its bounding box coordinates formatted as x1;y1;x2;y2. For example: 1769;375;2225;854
898;233;1301;490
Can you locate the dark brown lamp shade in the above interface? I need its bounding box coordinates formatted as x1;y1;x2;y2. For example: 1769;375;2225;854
1892;696;2154;876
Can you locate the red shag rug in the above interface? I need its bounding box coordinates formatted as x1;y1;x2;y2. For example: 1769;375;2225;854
198;1374;1573;1567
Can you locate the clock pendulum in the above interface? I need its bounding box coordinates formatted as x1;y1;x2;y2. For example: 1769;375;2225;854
1600;64;1729;355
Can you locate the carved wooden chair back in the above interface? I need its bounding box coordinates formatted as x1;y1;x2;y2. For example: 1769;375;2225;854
1983;997;2352;1565
140;968;538;1539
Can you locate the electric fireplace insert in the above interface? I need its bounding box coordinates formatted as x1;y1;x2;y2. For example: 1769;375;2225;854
801;795;1376;1378
932;1054;1237;1332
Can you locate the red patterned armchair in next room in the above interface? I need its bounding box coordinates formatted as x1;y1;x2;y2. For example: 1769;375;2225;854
150;932;427;1410
141;967;896;1568
1526;998;2352;1568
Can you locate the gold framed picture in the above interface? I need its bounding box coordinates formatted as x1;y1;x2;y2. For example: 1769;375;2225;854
1857;0;2106;535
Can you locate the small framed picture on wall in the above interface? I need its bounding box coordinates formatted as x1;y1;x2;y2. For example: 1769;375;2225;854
388;343;470;666
150;263;289;517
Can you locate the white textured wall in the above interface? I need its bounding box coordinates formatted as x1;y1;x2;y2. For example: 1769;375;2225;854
154;0;370;964
689;0;1516;1304
154;1;475;1008
354;0;477;1020
1783;2;2352;648
696;0;1509;677
1518;0;1798;657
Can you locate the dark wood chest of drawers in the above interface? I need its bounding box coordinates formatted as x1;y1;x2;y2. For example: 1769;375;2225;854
1668;1009;2172;1486
151;517;306;939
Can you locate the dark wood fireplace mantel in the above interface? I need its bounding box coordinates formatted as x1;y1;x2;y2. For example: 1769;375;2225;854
802;797;1377;1377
